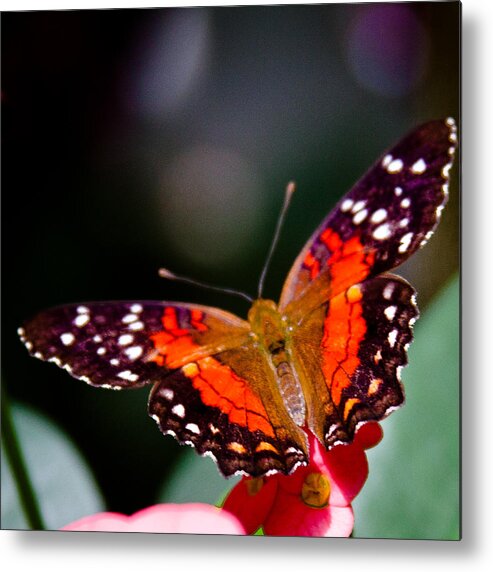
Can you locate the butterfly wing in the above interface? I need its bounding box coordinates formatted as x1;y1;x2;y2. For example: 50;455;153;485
20;301;307;476
290;275;418;447
279;118;457;319
282;119;457;447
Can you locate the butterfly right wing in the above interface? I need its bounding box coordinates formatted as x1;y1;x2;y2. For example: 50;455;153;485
280;118;457;320
290;274;418;449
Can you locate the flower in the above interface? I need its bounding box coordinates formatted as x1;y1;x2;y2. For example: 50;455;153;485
62;503;246;535
223;422;383;537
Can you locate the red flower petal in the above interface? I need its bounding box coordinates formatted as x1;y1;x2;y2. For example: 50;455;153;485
354;422;384;450
264;486;354;537
61;503;246;535
222;476;278;534
322;443;369;506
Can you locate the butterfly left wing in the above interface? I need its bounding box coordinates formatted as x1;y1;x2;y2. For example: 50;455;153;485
19;301;308;477
290;274;418;448
19;301;250;389
279;118;457;319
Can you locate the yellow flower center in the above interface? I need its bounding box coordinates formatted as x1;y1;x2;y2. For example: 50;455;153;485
246;477;264;496
301;472;331;508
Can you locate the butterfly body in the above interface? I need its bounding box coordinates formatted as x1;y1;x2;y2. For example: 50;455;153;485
19;119;457;477
247;298;306;427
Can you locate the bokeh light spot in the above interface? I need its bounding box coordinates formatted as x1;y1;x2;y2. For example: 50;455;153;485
345;5;430;98
159;146;267;270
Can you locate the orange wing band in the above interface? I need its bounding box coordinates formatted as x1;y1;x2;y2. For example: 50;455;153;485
186;357;275;438
321;286;366;407
302;229;375;296
149;307;274;437
321;229;375;295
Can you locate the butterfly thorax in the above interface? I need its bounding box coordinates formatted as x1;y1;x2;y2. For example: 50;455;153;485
248;299;306;426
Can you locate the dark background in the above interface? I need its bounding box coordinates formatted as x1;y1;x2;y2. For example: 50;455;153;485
2;3;459;515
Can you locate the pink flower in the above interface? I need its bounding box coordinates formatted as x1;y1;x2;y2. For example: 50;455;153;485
62;503;246;535
223;422;383;537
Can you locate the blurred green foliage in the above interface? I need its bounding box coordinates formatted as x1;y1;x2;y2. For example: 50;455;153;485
1;403;105;530
158;448;240;506
353;274;460;540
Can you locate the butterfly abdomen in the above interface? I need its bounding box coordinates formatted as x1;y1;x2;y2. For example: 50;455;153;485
248;299;307;427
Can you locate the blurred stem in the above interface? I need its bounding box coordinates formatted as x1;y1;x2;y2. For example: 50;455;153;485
1;391;45;529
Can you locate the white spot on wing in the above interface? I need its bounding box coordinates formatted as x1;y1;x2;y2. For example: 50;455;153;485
117;370;139;382
128;321;144;331
341;198;354;212
130;304;143;314
162;388;174;400
400;197;411;209
97;347;106;356
125;346;144;360
381;154;392;168
399;218;409;228
383;283;395;300
373;223;392;240
93;335;102;343
394;186;403;196
351;200;366;214
77;306;90;314
370;208;387;224
398;232;414;253
410;158;426;174
442;163;452;178
352;208;368;224
387;158;403;173
384;306;397;321
185;423;200;435
122;313;138;324
118;334;134;346
74;313;90;328
388;329;398;348
172;404;186;418
110;358;120;366
60;332;75;346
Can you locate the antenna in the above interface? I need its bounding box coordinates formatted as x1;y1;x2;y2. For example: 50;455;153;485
158;267;253;303
257;181;296;299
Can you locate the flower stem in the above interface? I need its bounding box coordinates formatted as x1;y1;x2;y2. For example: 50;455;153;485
1;391;45;529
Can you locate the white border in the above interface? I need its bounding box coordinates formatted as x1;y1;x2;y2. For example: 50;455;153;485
2;0;492;570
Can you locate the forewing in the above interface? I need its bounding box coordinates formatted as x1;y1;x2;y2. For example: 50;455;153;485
291;275;418;448
19;301;249;389
279;118;457;311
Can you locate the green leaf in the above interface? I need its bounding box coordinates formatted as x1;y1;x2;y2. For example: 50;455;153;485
353;275;460;540
1;401;105;530
157;447;240;506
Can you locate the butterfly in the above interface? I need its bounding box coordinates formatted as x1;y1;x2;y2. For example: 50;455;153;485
18;118;457;478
